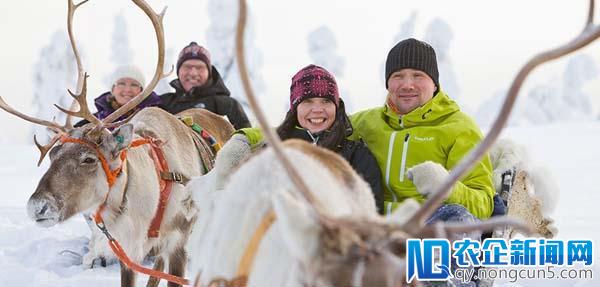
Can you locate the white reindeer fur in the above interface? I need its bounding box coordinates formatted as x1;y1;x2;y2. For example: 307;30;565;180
490;138;559;215
69;108;203;269
186;140;378;286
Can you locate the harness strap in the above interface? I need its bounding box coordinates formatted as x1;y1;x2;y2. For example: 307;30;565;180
63;135;189;285
235;210;276;282
196;210;276;287
160;171;190;185
179;116;221;173
145;139;173;238
95;221;189;286
60;136;126;187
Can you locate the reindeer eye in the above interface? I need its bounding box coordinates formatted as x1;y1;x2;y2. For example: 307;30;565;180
82;157;97;165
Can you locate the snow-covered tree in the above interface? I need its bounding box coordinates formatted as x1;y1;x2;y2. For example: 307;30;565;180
424;18;462;107
561;54;597;118
307;26;352;111
308;26;345;76
476;53;598;126
105;12;134;86
30;30;77;142
393;11;418;43
155;47;176;94
379;11;420;104
206;0;266;120
110;12;133;66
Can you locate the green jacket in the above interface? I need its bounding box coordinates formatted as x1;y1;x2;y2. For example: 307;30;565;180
349;91;494;219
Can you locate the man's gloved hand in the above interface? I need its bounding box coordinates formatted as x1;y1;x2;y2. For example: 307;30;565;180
406;161;449;196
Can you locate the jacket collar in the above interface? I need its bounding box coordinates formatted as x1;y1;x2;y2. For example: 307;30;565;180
382;90;459;129
169;66;231;99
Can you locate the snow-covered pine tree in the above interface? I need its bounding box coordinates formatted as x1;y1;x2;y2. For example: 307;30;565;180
206;0;266;120
30;30;77;143
307;26;352;111
393;11;418;43
424;18;462;108
155;47;175;94
103;12;135;86
110;12;133;66
561;54;597;120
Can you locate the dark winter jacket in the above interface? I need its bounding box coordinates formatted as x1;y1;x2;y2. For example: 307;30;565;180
159;67;251;130
238;97;385;214
287;128;384;213
74;91;161;127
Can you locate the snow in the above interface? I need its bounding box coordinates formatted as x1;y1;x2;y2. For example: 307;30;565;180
206;0;267;121
476;54;598;127
1;122;599;286
30;31;78;144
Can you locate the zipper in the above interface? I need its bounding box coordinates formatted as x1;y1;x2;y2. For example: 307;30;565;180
398;133;410;182
385;131;398;214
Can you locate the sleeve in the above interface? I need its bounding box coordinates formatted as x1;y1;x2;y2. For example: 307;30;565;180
350;143;384;214
226;98;251;130
444;129;495;219
235;127;264;148
347;112;363;141
74;119;90;128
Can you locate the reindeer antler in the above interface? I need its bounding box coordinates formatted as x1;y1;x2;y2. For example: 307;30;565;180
55;73;102;126
236;0;326;218
403;0;600;235
101;0;170;124
0;97;68;165
55;0;103;127
33;134;63;167
61;0;93;128
0;97;67;134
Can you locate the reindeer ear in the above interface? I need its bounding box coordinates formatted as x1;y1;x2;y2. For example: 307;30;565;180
385;198;420;225
110;124;134;152
271;191;321;264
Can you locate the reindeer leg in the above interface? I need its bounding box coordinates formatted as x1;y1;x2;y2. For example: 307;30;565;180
146;256;165;287
167;246;187;287
120;261;136;287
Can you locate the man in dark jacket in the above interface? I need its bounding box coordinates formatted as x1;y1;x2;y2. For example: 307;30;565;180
159;42;251;129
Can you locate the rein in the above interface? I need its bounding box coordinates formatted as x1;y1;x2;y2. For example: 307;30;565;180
200;210;276;287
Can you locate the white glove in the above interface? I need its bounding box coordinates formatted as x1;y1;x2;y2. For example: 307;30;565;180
406;161;449;196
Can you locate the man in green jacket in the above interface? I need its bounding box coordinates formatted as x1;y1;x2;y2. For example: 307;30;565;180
350;38;494;221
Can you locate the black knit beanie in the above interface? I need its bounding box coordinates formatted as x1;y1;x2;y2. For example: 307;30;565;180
385;38;439;89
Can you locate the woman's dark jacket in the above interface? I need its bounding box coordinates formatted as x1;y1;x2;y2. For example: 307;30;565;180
74;91;161;127
284;128;384;213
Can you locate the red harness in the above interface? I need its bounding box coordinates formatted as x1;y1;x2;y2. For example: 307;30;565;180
59;135;189;285
60;136;171;237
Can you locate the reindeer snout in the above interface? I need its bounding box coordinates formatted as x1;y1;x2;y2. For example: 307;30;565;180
27;197;59;227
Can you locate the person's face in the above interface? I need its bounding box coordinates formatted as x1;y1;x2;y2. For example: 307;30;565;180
387;68;437;115
296;97;337;134
179;59;210;92
111;77;143;106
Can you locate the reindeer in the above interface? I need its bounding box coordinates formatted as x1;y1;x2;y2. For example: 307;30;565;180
0;1;233;286
185;0;600;286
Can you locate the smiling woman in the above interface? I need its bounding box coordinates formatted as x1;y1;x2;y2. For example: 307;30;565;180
237;64;385;213
74;65;161;127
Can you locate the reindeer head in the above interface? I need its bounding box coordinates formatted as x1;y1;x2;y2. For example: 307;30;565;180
271;192;422;286
27;124;134;227
0;0;168;227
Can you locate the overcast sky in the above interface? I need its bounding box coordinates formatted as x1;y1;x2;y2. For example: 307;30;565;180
1;0;599;144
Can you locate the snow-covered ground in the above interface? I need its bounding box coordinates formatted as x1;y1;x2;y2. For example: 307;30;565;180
1;122;599;286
